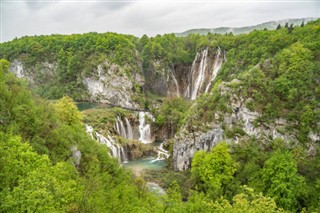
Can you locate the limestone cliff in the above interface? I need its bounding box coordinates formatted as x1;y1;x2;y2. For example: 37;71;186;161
172;79;319;171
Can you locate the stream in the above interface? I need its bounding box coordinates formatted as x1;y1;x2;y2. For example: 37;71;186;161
78;102;167;195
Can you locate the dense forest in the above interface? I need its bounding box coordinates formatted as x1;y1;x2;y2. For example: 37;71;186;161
0;19;319;212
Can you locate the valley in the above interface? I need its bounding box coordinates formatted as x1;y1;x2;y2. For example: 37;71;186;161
0;18;319;212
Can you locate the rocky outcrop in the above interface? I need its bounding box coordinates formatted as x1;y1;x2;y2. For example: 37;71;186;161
172;79;303;171
173;127;224;171
124;142;157;160
83;62;144;108
71;145;82;167
10;60;57;84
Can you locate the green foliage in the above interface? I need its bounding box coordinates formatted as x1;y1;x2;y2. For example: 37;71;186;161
0;61;161;212
262;151;306;211
0;133;81;212
0;20;320;212
154;97;190;135
55;96;83;125
0;32;140;100
191;142;237;199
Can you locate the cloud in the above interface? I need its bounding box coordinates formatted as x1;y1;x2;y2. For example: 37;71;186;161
1;1;319;42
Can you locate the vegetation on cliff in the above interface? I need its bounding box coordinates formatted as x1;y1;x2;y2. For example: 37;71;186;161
0;19;319;212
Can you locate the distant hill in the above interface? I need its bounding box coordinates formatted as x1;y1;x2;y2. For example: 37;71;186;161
175;17;317;36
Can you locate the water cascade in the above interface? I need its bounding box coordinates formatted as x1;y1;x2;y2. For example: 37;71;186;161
86;124;127;162
190;48;208;100
125;117;133;139
185;47;225;100
138;112;154;144
151;143;170;162
115;116;127;138
205;46;223;93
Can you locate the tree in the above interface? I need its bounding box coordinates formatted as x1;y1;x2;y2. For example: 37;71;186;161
262;151;306;211
55;96;83;126
163;181;184;213
191;142;237;199
276;24;281;30
0;133;81;212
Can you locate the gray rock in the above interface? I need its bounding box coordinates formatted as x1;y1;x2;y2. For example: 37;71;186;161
71;145;81;167
173;126;224;171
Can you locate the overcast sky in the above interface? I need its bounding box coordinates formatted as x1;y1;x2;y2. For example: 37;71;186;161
1;0;319;42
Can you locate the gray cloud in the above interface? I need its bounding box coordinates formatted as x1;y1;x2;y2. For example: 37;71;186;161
1;1;319;42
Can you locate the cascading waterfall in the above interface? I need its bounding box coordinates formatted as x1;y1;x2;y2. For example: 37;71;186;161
86;125;94;139
138;112;154;144
191;48;208;100
86;124;127;162
205;46;223;93
151;143;170;162
115;116;127;138
125;117;133;139
185;47;225;100
184;52;199;98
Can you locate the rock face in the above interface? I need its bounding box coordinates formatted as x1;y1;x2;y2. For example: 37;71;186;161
10;60;57;84
173;127;224;171
83;62;144;108
124;142;157;160
144;47;225;100
172;79;302;171
71;145;82;167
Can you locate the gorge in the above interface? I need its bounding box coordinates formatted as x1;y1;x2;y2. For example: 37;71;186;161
1;18;319;212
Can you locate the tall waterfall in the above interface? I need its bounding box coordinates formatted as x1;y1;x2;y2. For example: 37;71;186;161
86;124;127;162
138;112;154;144
205;46;223;93
190;48;208;100
185;47;225;100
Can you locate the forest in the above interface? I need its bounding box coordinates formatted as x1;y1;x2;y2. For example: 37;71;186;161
0;19;319;212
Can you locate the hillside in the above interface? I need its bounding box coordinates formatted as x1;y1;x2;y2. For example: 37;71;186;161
175;17;316;36
0;19;320;212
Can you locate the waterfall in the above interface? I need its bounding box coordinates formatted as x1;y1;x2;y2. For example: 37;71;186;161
205;46;223;93
86;125;94;139
138;112;154;144
115;116;127;138
168;69;180;97
115;116;133;140
85;124;127;162
151;143;170;162
190;48;208;100
125;117;133;139
185;47;225;100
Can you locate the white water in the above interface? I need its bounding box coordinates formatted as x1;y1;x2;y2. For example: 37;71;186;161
205;46;223;93
190;48;208;100
86;124;127;162
185;47;225;100
125;117;133;139
115;116;127;138
138;112;154;144
151;143;170;162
